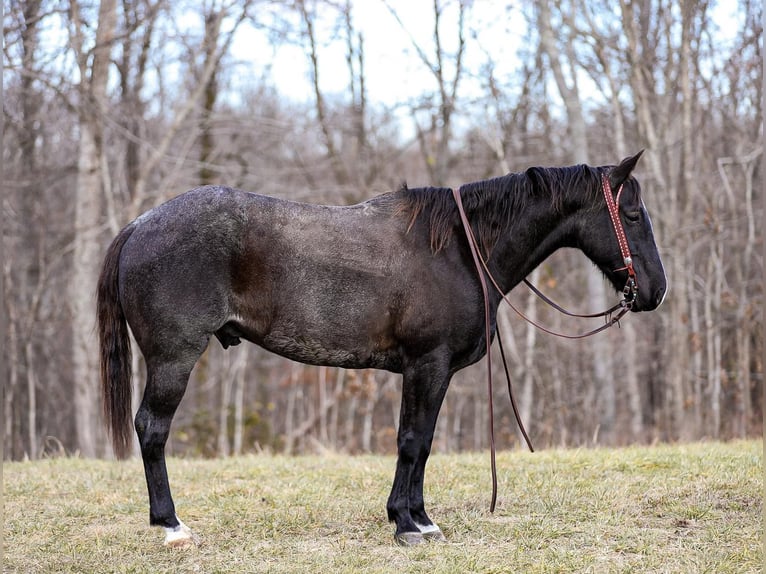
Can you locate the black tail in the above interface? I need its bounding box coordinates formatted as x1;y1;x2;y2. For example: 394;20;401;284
96;223;136;459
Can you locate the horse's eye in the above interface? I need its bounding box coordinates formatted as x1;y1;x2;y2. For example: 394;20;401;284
625;211;641;223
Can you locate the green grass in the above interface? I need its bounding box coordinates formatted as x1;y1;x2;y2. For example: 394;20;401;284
5;441;763;573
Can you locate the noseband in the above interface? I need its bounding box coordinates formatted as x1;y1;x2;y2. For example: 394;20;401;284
452;171;640;512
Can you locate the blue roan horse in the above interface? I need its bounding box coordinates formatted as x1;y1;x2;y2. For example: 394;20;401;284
97;152;667;547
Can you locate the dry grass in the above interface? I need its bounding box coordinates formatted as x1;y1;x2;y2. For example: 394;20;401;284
4;440;762;573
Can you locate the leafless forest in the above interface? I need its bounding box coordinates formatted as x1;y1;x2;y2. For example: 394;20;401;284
3;0;762;460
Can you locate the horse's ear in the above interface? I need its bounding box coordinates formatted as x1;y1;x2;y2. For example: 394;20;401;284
608;150;644;190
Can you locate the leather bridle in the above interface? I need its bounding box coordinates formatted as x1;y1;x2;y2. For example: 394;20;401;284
451;171;639;512
515;173;639;336
601;173;638;310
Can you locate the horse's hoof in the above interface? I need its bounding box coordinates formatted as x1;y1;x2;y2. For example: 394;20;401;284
423;528;447;542
164;535;196;549
416;522;447;543
395;531;425;546
423;530;447;542
163;520;199;548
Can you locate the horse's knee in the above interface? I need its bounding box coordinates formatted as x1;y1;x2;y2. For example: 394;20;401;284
397;439;415;463
397;429;425;462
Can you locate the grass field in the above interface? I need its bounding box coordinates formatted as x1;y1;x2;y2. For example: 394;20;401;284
4;440;763;573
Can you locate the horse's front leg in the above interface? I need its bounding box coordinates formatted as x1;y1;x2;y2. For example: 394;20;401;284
387;354;451;546
408;450;447;542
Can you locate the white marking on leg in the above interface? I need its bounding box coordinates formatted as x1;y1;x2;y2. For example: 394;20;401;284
163;517;198;547
415;522;440;534
415;521;447;542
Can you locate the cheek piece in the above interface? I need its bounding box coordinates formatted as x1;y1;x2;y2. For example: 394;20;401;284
601;173;637;309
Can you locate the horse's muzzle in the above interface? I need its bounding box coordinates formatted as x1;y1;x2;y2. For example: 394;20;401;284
634;283;667;312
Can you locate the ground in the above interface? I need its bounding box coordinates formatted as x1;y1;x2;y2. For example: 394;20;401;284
4;440;762;573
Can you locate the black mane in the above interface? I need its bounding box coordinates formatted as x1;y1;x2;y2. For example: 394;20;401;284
395;164;605;255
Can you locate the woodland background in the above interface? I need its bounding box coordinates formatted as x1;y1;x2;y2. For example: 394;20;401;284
3;0;762;460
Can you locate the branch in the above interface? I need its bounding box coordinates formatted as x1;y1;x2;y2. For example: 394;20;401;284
382;0;437;77
298;0;349;186
129;5;249;216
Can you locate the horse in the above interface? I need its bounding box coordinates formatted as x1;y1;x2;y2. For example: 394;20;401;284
97;152;667;547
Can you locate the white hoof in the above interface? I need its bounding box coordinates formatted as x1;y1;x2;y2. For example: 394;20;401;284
163;518;199;548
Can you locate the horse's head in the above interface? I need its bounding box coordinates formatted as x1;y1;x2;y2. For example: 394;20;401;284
578;152;667;312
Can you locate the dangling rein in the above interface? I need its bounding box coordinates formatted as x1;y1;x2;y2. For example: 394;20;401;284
451;173;638;513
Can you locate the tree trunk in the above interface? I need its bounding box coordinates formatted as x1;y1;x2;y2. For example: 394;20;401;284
329;369;344;448
318;366;328;445
217;351;232;457
127;7;245;219
69;0;117;458
284;365;299;455
451;392;467;452
519;268;541;443
677;0;698;441
361;371;378;453
232;349;247;455
473;387;484;451
299;0;349;187
689;294;703;436
5;298;18;458
719;150;761;436
620;0;684;441
14;0;43;460
199;10;222;186
71;124;106;458
704;243;723;439
537;0;615;444
24;341;37;459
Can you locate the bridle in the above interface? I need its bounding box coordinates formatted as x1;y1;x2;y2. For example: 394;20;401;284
516;173;638;335
601;173;638;310
451;171;639;512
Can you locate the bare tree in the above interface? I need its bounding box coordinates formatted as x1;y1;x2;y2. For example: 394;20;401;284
2;1;761;459
68;0;118;457
535;0;618;444
297;0;351;189
386;0;467;186
6;0;43;460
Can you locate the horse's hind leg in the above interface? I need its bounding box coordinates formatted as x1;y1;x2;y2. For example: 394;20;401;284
135;346;206;547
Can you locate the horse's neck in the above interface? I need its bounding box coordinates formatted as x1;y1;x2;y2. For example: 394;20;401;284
489;197;574;294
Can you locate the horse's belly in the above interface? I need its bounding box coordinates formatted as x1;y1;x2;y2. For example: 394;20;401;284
260;330;401;371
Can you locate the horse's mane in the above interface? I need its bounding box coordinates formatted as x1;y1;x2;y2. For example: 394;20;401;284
394;164;604;255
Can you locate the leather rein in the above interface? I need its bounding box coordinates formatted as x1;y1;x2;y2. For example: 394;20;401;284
451;172;638;513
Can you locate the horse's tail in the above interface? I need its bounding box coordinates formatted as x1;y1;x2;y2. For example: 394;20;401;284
96;223;136;460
